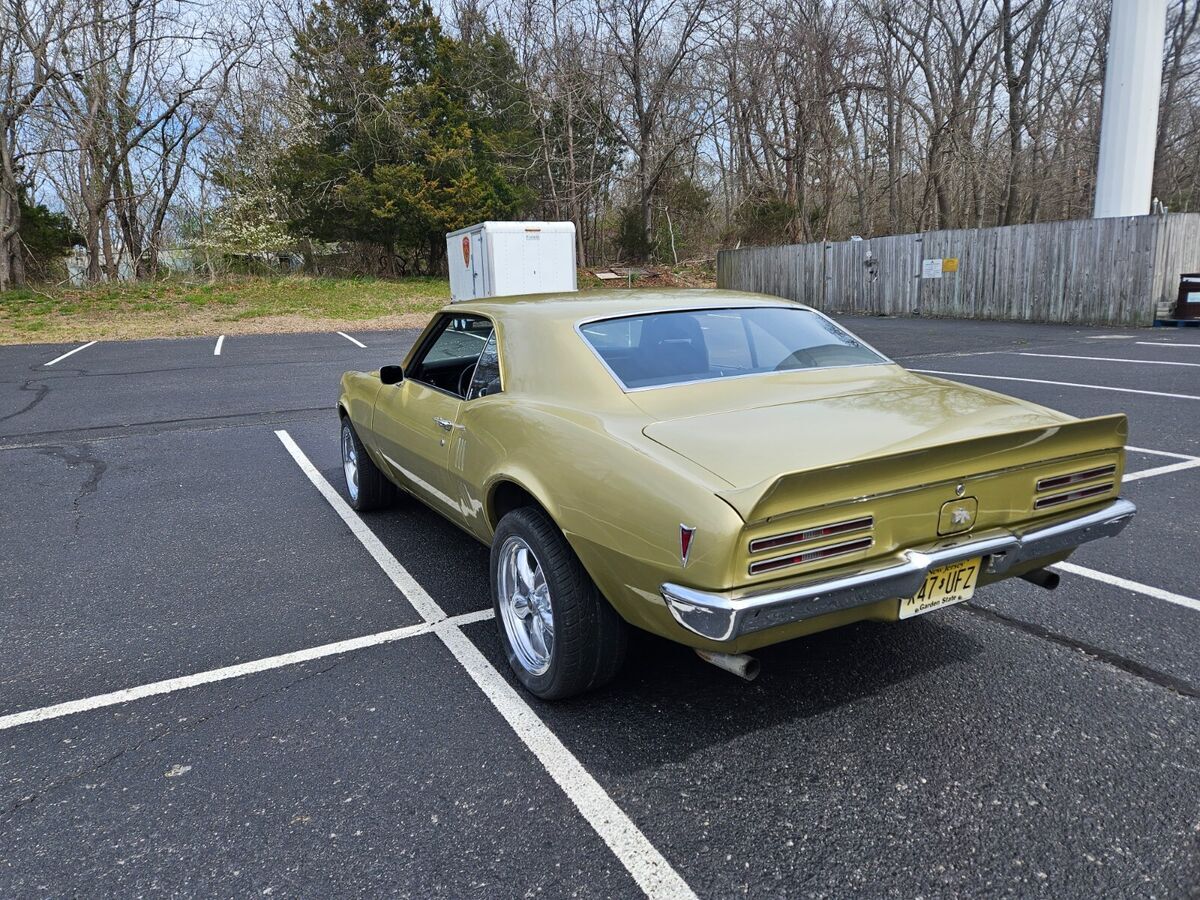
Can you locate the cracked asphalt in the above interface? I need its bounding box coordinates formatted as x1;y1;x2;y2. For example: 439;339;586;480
1;315;1197;898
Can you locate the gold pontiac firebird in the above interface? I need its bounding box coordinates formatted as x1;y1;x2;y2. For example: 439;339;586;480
337;289;1136;699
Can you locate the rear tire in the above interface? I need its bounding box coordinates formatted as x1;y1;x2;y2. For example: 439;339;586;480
340;418;397;511
491;506;628;700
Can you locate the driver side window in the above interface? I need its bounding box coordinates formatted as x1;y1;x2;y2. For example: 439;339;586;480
408;314;497;398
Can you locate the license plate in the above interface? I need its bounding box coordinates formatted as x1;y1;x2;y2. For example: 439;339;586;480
899;557;982;619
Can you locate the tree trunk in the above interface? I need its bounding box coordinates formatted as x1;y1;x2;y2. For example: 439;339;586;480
101;210;118;281
0;127;23;291
83;202;103;283
0;197;19;293
638;130;652;261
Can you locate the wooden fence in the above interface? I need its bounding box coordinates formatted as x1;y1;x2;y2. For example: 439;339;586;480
716;213;1200;326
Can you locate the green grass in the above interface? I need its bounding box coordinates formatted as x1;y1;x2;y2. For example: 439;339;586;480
0;275;451;344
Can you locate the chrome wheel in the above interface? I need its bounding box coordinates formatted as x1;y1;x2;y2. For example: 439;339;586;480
341;425;359;502
497;536;554;675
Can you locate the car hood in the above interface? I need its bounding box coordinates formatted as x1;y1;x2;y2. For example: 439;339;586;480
638;369;1072;489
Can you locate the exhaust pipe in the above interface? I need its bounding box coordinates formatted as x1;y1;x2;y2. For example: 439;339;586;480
695;649;760;682
1019;568;1061;590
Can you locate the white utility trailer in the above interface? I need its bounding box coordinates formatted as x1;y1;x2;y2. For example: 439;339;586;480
446;221;577;302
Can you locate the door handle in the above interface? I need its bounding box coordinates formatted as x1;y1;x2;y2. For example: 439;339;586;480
433;417;454;431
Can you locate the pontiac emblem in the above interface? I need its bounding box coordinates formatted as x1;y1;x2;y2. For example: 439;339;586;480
951;506;972;526
679;525;696;566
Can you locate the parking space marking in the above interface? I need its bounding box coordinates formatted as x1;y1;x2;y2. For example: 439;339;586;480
214;335;225;356
274;429;697;900
43;341;96;366
337;331;367;348
894;350;1008;361
1123;446;1200;482
1136;342;1200;348
1015;352;1200;368
1126;445;1198;460
0;609;495;732
1053;562;1200;614
914;369;1200;401
1123;459;1200;482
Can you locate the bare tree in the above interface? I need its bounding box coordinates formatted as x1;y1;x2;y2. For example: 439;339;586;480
8;0;1200;280
0;0;72;289
37;0;256;281
1155;0;1200;208
598;0;715;258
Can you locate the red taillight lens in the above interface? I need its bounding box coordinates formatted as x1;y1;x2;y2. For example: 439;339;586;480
748;535;874;576
748;516;873;555
1033;482;1113;509
1036;465;1116;492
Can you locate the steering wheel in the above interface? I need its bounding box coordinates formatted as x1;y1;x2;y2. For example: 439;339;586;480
458;363;477;398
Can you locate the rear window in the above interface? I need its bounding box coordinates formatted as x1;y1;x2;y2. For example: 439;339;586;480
579;307;888;389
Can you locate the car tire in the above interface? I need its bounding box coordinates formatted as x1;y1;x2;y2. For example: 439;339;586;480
340;418;397;511
491;506;628;700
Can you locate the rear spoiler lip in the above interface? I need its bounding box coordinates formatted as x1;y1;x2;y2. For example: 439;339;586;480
715;413;1129;525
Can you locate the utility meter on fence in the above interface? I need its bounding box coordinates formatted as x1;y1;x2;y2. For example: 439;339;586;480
446;221;578;302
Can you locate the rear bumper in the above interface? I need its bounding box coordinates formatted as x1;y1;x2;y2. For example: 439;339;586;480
660;499;1136;642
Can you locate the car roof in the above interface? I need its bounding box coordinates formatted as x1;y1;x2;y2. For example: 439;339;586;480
449;288;808;323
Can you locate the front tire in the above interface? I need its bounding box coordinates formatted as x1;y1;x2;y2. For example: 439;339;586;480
340;418;396;511
491;507;628;700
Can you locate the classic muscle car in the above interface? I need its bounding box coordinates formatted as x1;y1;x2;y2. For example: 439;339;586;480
337;290;1136;698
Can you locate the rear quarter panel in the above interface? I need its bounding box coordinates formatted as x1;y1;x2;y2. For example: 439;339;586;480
458;396;744;639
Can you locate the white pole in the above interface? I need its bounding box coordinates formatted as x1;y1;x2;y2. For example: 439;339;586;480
1093;0;1168;219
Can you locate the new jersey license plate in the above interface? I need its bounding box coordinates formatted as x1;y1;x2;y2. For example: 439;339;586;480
899;557;982;619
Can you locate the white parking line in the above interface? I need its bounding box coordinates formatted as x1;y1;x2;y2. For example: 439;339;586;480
273;430;696;900
914;369;1200;401
337;331;366;348
214;335;225;356
1136;342;1200;348
1126;445;1198;460
0;609;494;732
1053;562;1200;614
1122;445;1200;481
1014;352;1200;368
1124;459;1200;482
44;341;97;366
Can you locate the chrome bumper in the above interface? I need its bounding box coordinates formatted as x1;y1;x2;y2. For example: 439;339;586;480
660;499;1136;642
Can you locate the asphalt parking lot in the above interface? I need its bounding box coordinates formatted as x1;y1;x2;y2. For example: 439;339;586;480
2;312;1198;898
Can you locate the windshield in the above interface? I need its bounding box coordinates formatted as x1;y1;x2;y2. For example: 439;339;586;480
579;307;889;390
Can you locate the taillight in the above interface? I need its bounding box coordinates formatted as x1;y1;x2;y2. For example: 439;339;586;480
1034;463;1116;510
1035;464;1116;492
748;516;873;554
748;516;874;576
748;535;874;576
1034;482;1114;509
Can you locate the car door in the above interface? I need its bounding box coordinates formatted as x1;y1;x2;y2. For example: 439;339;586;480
372;314;492;518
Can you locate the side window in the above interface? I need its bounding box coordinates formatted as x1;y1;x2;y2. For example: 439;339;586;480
408;314;494;397
466;332;503;399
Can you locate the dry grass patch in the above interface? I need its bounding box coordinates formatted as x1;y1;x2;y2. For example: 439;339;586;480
0;275;449;344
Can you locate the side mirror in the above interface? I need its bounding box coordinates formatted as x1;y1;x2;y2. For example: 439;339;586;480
379;365;404;385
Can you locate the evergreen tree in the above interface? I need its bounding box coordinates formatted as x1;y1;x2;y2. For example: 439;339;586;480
277;0;531;275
